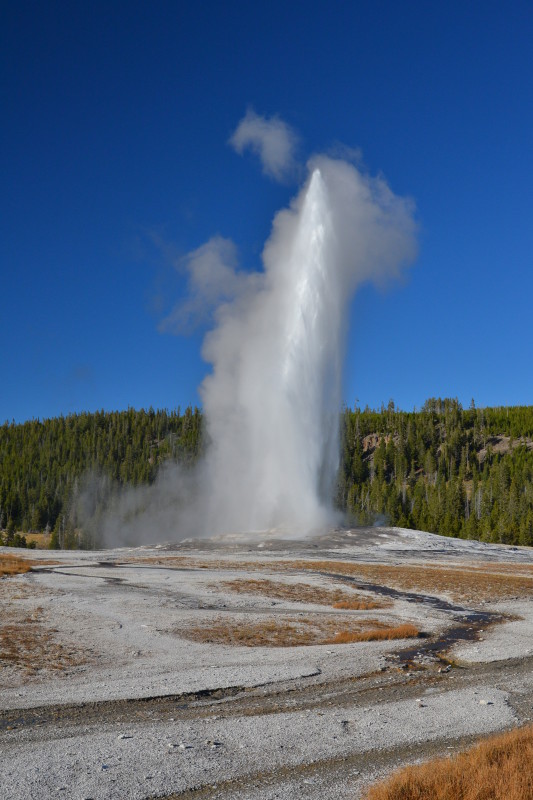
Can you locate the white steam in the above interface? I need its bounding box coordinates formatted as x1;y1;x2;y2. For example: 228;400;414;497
229;109;299;182
198;156;417;535
158;236;250;334
96;141;417;545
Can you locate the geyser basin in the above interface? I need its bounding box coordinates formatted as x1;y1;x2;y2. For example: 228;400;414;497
2;527;533;800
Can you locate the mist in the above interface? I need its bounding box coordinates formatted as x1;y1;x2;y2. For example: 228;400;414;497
96;145;417;545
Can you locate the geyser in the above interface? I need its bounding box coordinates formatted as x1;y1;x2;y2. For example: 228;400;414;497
199;156;417;536
97;148;418;545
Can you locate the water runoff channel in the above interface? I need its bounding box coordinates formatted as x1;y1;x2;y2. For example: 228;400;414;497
318;570;505;668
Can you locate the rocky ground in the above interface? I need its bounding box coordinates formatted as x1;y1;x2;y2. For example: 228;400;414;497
1;526;533;799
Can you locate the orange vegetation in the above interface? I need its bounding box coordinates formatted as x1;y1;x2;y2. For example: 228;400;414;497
23;532;52;548
181;615;419;648
331;623;418;644
279;560;533;603
218;578;387;610
363;724;533;800
0;555;33;578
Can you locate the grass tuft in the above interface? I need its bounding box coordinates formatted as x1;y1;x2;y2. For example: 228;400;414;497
332;623;419;644
181;615;419;648
362;724;533;800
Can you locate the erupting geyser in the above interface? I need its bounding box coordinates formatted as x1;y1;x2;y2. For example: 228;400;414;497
199;156;417;536
98;149;418;545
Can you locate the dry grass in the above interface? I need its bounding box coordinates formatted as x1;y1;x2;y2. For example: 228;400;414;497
0;554;33;578
124;555;196;566
217;578;388;610
332;599;381;610
24;532;52;548
123;555;231;570
279;560;533;603
0;564;80;674
331;623;418;643
363;724;533;800
123;553;533;603
181;614;419;648
470;561;533;575
0;610;89;675
0;580;52;603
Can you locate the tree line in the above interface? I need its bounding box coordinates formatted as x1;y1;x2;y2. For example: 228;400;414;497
337;398;533;546
1;398;533;548
0;407;202;547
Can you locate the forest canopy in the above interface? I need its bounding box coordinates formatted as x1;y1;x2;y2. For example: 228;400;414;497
337;399;533;547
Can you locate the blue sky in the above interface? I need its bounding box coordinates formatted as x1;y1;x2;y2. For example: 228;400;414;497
2;1;533;423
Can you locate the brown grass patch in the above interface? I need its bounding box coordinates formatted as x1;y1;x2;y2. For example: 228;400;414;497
331;623;419;643
332;599;381;610
0;611;89;675
0;555;33;578
278;560;533;603
24;532;52;548
181;615;419;648
218;578;388;610
363;723;533;800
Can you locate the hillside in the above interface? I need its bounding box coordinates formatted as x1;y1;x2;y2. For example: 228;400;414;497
338;399;533;546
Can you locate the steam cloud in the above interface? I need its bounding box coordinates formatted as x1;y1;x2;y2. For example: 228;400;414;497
97;116;418;545
229;109;299;182
158;236;248;334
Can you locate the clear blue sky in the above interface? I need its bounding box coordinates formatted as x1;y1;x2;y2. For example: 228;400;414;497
2;1;533;423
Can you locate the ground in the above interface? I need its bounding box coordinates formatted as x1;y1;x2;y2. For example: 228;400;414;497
1;526;533;799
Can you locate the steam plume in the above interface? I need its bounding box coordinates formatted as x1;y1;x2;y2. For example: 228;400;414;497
158;236;248;334
229;109;299;182
198;156;417;535
97;133;417;545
